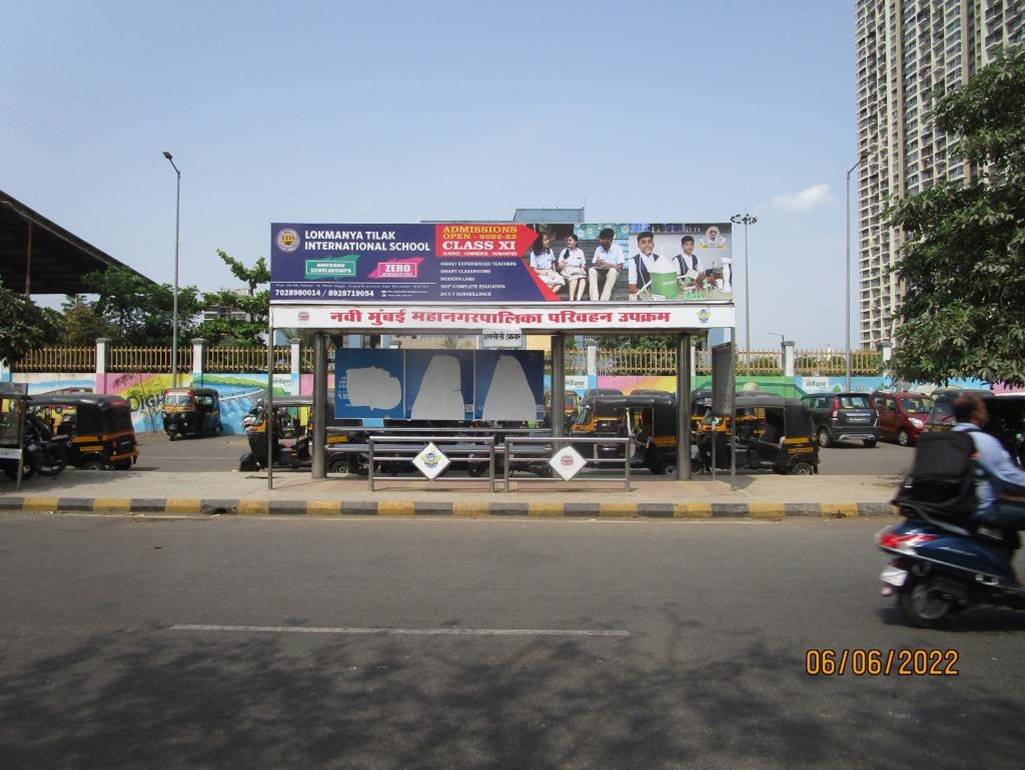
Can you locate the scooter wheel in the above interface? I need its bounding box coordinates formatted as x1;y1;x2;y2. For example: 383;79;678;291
899;577;953;629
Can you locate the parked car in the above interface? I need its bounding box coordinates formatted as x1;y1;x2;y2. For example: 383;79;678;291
800;392;879;448
926;390;1025;467
871;391;931;446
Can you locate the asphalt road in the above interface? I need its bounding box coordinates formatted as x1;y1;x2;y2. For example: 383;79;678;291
130;432;914;477
1;514;1023;769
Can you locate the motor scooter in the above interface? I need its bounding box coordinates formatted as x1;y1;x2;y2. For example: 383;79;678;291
1;415;69;481
877;502;1025;627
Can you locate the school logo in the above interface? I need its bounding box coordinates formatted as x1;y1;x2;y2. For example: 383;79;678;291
276;228;300;253
297;311;310;322
698;308;711;323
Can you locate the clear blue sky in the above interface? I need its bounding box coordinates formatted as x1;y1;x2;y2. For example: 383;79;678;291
2;0;858;348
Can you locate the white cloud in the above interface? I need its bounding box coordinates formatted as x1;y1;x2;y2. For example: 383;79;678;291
771;183;835;212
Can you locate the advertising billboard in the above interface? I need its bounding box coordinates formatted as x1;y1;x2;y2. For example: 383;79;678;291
271;222;733;305
333;348;543;421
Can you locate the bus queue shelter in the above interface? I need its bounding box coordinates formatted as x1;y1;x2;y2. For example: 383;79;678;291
266;222;737;490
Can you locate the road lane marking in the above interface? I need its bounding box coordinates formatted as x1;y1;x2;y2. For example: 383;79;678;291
171;623;630;637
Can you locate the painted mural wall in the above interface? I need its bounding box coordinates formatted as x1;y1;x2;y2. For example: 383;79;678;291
11;372;299;434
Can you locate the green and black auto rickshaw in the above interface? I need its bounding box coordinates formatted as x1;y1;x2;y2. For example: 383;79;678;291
161;387;222;439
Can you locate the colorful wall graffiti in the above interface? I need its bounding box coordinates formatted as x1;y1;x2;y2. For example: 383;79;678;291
11;367;990;433
11;371;299;434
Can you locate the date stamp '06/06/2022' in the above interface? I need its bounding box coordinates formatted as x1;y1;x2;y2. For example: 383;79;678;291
805;649;959;677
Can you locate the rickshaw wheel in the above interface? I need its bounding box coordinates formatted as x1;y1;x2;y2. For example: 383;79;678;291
790;462;814;475
80;458;106;471
657;462;677;477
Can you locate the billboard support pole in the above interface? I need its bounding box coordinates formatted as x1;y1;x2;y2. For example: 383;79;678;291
677;333;691;481
312;332;327;479
267;319;274;490
551;334;565;439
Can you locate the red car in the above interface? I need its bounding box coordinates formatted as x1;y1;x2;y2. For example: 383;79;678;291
871;391;931;446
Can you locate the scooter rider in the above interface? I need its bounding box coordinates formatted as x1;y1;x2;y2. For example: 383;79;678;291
952;394;1025;528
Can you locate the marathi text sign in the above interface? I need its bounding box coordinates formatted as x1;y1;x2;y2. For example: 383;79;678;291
271;303;734;332
271;222;733;304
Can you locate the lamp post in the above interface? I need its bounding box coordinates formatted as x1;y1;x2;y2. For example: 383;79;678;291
845;154;866;391
162;151;181;388
730;213;757;375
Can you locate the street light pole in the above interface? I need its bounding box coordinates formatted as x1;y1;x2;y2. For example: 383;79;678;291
163;151;181;388
845;154;866;391
730;213;757;375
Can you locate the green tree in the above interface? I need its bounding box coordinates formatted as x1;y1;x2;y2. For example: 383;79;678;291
58;295;112;345
83;268;202;345
0;279;60;364
195;250;270;346
888;48;1025;386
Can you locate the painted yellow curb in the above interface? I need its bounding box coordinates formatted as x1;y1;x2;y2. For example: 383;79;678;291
164;499;203;514
236;500;270;516
674;502;713;518
21;497;60;512
528;502;565;517
453;502;487;517
306;500;342;516
820;503;859;518
92;498;132;513
598;503;639;518
748;503;785;520
378;501;414;516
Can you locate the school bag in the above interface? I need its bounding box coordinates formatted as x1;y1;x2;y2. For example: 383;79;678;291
895;429;978;519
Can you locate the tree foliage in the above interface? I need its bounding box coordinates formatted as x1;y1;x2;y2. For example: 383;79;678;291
0;280;60;364
889;48;1025;386
194;250;270;346
57;295;112;345
83;268;202;345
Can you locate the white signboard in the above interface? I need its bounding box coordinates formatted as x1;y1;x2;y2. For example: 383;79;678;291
802;377;831;394
0;447;22;460
565;375;589;391
412;442;450;480
480;328;523;348
272;303;734;333
549;445;587;481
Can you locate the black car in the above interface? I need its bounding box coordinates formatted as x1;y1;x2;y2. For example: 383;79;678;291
800;392;879;448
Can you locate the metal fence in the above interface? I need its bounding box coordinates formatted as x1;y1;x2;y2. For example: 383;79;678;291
14;346;96;373
11;344;883;377
204;346;291;373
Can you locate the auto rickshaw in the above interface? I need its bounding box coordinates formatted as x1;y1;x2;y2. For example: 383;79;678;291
28;393;138;470
543;390;581;425
161;387;221;439
571;392;682;475
238;398;362;473
695;394;819;475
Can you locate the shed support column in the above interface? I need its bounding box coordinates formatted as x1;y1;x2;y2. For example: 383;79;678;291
24;221;32;295
677;333;691;481
551;334;565;438
312;332;328;479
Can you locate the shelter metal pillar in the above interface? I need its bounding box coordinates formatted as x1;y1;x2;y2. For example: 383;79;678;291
312;332;328;479
677;334;691;481
267;321;274;490
24;221;32;295
551;334;565;438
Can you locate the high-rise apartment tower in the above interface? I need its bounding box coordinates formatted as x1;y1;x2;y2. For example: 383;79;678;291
854;0;1022;347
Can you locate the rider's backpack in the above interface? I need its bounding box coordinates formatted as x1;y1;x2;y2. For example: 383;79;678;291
902;430;978;518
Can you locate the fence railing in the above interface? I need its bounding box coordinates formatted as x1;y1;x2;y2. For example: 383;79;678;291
14;346;96;373
11;345;884;377
204;346;292;373
108;346;193;373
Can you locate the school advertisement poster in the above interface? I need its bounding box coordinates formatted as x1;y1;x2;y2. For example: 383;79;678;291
272;222;733;304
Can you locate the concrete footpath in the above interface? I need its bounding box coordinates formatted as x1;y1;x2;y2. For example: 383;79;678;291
0;470;901;519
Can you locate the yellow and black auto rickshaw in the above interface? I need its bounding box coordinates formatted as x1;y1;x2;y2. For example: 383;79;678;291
29;393;138;470
161;387;221;439
543;390;581;425
696;394;819;475
571;392;682;475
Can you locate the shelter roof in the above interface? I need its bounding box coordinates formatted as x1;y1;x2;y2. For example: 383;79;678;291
0;189;154;294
